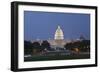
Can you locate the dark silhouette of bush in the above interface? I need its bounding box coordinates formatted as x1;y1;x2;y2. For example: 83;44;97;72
64;40;90;52
41;40;51;51
32;41;41;54
24;40;33;55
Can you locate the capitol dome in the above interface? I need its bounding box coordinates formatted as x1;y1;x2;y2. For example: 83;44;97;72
54;26;64;40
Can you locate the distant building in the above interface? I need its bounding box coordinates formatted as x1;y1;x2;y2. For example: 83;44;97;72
76;35;86;41
79;35;86;41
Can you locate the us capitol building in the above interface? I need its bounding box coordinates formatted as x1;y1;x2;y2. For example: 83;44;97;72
32;25;85;50
48;25;68;48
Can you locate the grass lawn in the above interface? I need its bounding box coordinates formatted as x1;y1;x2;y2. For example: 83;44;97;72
24;54;90;62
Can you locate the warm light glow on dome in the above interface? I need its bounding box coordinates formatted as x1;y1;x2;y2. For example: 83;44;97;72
54;25;64;40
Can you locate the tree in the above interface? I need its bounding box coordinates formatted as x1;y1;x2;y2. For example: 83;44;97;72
79;40;90;52
64;40;90;52
64;43;74;50
41;40;51;51
32;42;41;53
24;40;33;55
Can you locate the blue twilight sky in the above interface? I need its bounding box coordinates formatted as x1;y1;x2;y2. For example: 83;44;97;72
24;11;90;41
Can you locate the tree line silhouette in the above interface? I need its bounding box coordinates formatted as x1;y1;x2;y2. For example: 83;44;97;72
24;40;51;55
64;40;90;52
24;40;90;55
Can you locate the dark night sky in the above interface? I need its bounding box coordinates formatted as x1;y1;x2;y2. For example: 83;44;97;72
24;11;90;41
